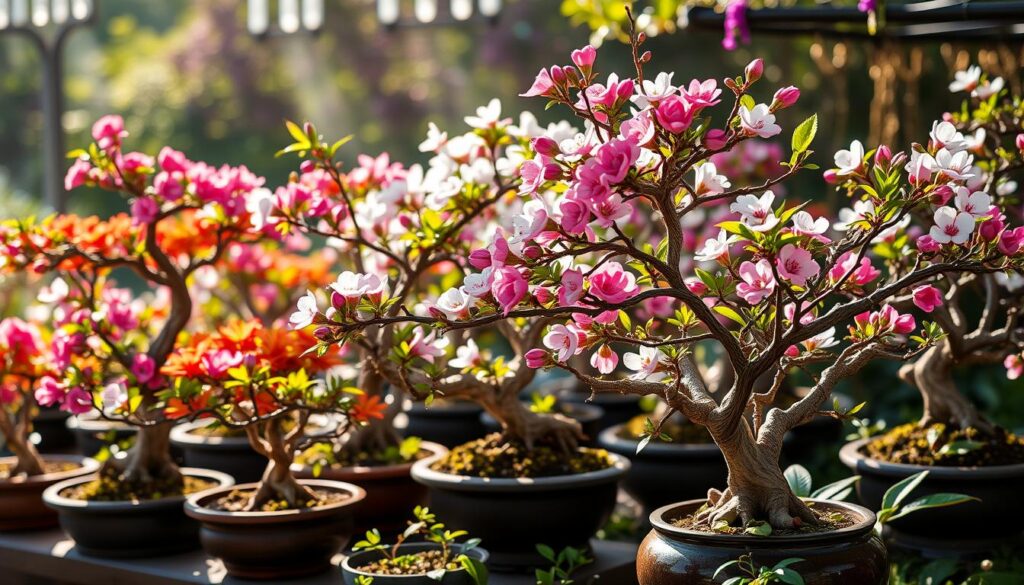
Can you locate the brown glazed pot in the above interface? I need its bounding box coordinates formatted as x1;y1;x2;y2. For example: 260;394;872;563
410;453;629;570
43;467;234;557
184;479;366;580
637;500;888;585
0;455;99;531
598;425;727;518
292;441;447;534
840;438;1024;557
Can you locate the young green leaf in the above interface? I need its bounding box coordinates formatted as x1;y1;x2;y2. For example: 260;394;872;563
784;464;813;498
791;114;818;155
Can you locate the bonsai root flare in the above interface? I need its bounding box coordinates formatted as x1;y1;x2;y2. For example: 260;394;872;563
900;347;993;434
102;424;183;489
247;459;318;511
503;410;584;453
696;486;817;530
6;436;45;477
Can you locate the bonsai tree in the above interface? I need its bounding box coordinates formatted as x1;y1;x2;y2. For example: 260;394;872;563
162;318;379;509
0;115;265;494
0;317;53;477
269;116;586;453
873;68;1023;435
300;36;1022;529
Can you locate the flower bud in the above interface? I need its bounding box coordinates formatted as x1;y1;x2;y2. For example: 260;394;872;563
823;169;839;184
771;86;800;110
532;136;560;158
331;291;346;311
550;65;567;85
916;235;940;254
524;348;548;369
930;185;954;205
745;58;763;84
570;45;597;69
874;145;892;167
1017;133;1024;151
704;129;728;151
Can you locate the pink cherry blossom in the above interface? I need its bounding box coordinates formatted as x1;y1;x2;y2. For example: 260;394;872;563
829;251;880;286
558;268;584;306
998;227;1024;255
1005;354;1024;380
912;285;944;313
736;259;776;304
525;348;548;369
131;197;159;226
571;45;597;69
917;235;941;254
63;387;93;415
772;86;800;109
588;262;638;304
543;324;580;363
929;206;975;245
559;198;590;235
590;344;619;374
34;376;64;407
408;329;449;363
65;158;92;190
492;266;528;315
92;115;127;151
680;79;722;110
132;353;156;384
521;68;555;98
730;191;779;231
775;244;819;286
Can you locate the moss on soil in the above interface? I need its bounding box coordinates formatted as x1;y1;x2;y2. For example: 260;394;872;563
209;486;350;512
0;459;80;481
672;504;856;536
294;438;428;469
356;550;461;575
865;423;1024;466
619;414;714;444
61;470;214;502
430;433;612;478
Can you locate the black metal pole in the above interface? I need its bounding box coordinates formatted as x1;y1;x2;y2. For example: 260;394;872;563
686;1;1024;27
40;35;66;212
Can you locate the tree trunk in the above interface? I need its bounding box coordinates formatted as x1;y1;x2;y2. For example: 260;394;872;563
6;432;45;477
698;420;816;530
899;344;991;432
340;386;403;456
485;391;583;452
245;418;317;511
101;423;183;489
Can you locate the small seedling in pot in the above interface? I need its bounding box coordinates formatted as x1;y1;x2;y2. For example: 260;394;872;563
535;545;592;585
713;555;804;585
352;506;487;583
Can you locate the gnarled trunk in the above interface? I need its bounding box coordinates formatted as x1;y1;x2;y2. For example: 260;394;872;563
899;344;990;432
5;432;45;477
698;420;815;530
485;390;583;452
244;417;317;511
101;423;183;489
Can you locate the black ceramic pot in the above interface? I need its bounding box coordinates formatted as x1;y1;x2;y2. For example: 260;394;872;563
399;400;487;448
42;467;234;557
598;425;727;517
479;403;605;446
637;499;888;585
840;438;1024;557
553;380;643;432
185;479;366;580
292;441;447;534
409;453;629;570
342;542;490;585
170;420;269;483
66;414;136;457
31;406;76;452
0;455;98;531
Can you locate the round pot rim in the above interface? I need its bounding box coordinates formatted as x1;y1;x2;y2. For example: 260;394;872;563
341;542;490;579
184;478;366;524
409;451;630;492
65;414;135;433
840;437;1024;479
0;454;99;487
291;441;448;479
598;425;721;457
170;416;335;448
42;467;235;510
649;498;877;546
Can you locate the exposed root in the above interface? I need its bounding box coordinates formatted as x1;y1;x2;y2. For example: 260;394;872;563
696;487;817;530
101;424;183;488
245;464;319;511
900;348;994;435
504;410;584;453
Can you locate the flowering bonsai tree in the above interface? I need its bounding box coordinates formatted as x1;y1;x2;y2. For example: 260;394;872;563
162;319;381;509
0;116;264;494
268;116;588;453
300;33;1023;529
871;67;1023;435
0;317;53;477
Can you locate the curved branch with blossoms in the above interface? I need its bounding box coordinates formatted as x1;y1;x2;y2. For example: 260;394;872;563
299;25;1023;530
0;116;267;492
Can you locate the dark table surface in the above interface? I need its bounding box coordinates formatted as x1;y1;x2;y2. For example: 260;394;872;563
0;529;639;585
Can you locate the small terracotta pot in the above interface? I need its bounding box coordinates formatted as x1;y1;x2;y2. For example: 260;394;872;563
598;425;727;518
0;455;99;531
185;479;366;580
410;452;629;569
66;414;136;457
840;437;1024;556
43;467;234;557
399;400;488;448
292;441;448;534
479;403;605;446
637;499;888;585
341;542;490;585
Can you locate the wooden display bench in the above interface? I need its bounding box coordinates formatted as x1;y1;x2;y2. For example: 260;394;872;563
0;529;638;585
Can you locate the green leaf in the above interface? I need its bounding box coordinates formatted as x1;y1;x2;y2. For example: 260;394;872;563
740;94;757;111
937;440;984;456
887;493;979;522
784;464;812;498
713;305;746;326
791;114;818;155
881;470;930;512
713;560;741;579
459;554;488;585
811;476;860;501
285;120;308;143
917;558;958;585
536;543;556;563
775;567;805;585
744;521;772;536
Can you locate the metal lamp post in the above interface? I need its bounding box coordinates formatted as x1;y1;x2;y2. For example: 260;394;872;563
0;0;97;212
247;0;324;37
376;0;503;27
